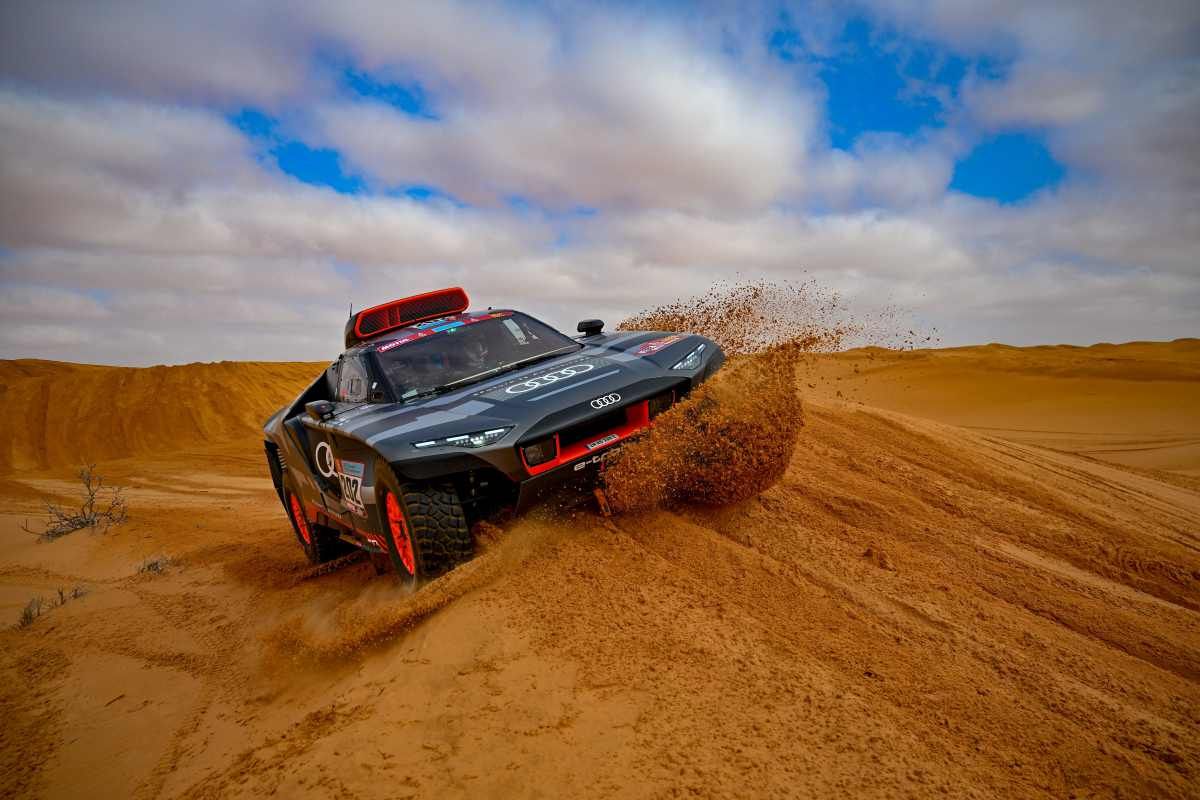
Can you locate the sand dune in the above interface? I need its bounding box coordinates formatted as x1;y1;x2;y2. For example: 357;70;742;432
0;359;324;473
804;339;1200;476
1;342;1198;798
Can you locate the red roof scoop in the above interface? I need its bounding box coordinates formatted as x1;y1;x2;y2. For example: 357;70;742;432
346;287;470;348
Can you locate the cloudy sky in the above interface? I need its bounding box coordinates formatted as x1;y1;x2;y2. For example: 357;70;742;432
1;1;1196;365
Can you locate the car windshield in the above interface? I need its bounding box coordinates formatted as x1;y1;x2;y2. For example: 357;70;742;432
375;312;580;401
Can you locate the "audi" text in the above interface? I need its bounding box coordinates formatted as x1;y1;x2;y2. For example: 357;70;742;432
505;363;595;395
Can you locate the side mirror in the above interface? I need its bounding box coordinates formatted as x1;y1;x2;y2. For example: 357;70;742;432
306;400;335;421
577;319;604;337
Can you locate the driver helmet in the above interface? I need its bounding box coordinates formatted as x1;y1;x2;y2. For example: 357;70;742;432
462;338;488;371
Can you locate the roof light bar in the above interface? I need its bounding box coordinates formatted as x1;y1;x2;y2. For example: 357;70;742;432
349;287;469;346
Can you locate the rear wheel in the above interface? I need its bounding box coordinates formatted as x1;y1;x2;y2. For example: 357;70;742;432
375;460;473;582
283;477;342;564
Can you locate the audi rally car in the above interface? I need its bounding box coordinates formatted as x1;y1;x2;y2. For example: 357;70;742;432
263;287;724;581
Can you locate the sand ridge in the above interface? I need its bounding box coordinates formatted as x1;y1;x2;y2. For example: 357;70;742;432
0;359;325;473
802;338;1200;476
0;341;1198;798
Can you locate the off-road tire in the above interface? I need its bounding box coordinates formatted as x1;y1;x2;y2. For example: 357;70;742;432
283;476;343;564
375;460;473;581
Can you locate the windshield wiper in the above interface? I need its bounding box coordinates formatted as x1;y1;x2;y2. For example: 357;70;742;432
436;345;582;393
401;386;456;404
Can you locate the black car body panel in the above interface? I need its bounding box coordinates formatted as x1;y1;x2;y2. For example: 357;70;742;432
263;304;724;556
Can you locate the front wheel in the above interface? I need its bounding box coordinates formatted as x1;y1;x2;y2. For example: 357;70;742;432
283;477;343;564
374;460;473;582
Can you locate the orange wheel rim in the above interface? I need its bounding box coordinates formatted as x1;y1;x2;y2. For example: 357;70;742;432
385;493;415;575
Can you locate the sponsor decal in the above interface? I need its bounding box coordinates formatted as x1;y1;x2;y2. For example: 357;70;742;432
378;329;435;351
590;393;621;409
313;441;367;516
633;334;685;356
505;362;595;395
586;433;619;451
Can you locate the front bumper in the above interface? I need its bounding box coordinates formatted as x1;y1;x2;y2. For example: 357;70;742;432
514;442;616;512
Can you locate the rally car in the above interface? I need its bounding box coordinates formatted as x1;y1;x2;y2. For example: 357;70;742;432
263;287;724;582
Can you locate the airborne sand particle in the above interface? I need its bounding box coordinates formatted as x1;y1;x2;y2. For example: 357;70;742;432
605;280;874;513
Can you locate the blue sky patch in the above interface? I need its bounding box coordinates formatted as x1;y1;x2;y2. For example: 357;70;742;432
343;68;437;118
391;184;466;206
505;194;597;219
273;141;364;194
819;18;967;148
230;108;364;194
770;14;969;149
950;133;1065;203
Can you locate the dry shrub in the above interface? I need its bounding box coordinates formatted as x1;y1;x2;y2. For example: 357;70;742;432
138;555;172;575
22;464;128;541
13;586;88;630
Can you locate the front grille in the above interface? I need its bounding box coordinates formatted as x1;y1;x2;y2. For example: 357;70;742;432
559;407;626;448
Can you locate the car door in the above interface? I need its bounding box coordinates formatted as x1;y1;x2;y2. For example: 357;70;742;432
301;355;380;531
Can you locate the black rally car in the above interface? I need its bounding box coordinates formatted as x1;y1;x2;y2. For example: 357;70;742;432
263;287;724;581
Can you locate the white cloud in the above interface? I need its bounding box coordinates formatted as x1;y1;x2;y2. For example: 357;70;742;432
0;1;313;105
0;90;548;264
0;285;111;322
963;64;1104;129
862;0;1200;192
311;19;817;213
808;132;960;208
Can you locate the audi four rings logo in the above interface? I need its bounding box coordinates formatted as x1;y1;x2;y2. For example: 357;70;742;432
314;441;336;477
590;393;620;409
505;362;595;394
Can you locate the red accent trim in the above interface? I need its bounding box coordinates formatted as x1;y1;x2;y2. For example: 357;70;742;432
288;493;312;545
521;401;651;477
353;287;469;341
384;492;416;575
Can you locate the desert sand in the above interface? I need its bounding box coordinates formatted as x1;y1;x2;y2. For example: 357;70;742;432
1;341;1198;799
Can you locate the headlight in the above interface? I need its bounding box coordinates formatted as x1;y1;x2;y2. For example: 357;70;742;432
413;427;511;449
671;343;706;370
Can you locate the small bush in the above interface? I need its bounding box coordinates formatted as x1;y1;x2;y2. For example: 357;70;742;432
16;598;43;629
13;585;88;630
138;555;171;575
22;464;128;541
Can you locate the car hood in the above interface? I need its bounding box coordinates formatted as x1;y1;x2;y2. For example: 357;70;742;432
318;331;707;450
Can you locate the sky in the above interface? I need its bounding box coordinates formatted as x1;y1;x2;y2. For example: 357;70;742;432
0;0;1197;365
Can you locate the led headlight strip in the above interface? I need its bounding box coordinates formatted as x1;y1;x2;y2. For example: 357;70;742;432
413;427;511;449
671;343;706;370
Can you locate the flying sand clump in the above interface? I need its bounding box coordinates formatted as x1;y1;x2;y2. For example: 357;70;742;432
604;280;860;513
